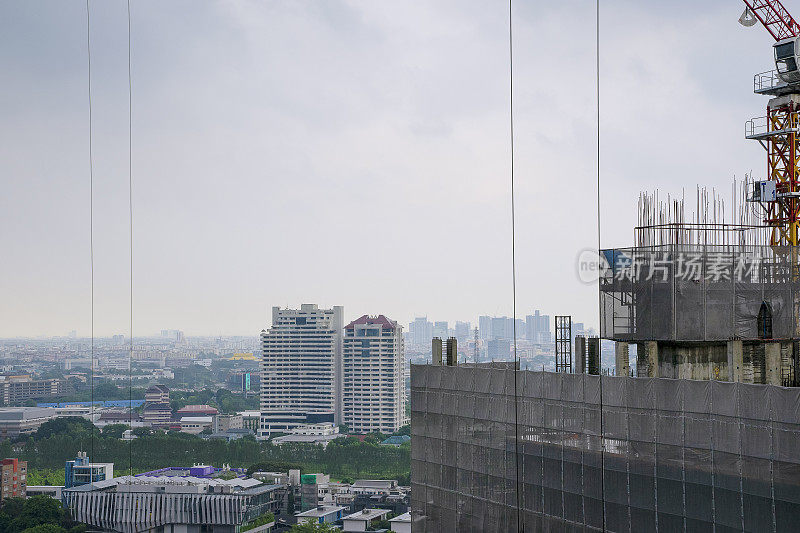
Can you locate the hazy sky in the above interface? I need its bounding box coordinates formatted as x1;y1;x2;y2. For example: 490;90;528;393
0;0;775;337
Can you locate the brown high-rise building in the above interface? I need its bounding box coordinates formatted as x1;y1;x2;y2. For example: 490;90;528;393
0;458;26;500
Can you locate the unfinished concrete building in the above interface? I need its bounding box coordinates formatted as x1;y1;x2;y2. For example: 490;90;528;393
600;188;800;386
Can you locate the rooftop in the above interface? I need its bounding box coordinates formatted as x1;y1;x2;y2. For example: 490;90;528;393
345;314;396;331
343;508;390;522
390;511;411;523
296;505;346;518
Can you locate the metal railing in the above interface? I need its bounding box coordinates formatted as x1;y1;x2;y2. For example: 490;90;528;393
754;69;783;92
745;115;770;137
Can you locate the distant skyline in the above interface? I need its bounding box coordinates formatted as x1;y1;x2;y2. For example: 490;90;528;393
2;1;771;336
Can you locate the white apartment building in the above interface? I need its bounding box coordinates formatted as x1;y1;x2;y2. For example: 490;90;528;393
259;304;343;437
343;315;407;434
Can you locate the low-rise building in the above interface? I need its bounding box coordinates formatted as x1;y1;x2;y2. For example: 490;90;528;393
295;505;345;526
26;485;61;501
64;452;113;489
0;458;26;500
180;416;213;434
350;480;397;496
389;511;411;533
0;375;69;405
214;414;243;432
65;471;283;532
0;407;56;439
342;508;390;532
177;404;219;417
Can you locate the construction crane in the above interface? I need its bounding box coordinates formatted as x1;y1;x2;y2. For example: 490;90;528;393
742;0;800;246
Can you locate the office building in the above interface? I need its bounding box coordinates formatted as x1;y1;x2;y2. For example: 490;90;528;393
433;321;448;339
0;458;26;500
64;452;113;489
343;315;406;434
259;304;343;437
410;362;800;531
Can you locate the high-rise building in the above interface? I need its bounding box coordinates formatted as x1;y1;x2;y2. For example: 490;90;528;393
0;458;26;500
259;304;343;437
491;317;513;341
343;315;406;434
478;316;492;340
454;321;471;340
433;321;448;339
525;310;551;344
141;384;171;427
486;338;510;360
409;317;433;347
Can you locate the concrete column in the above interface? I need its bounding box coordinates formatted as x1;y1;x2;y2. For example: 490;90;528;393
574;336;586;374
615;342;630;377
766;342;781;385
645;341;659;378
727;340;743;382
432;338;442;365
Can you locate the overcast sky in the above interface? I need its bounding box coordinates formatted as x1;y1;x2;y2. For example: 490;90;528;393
0;0;777;337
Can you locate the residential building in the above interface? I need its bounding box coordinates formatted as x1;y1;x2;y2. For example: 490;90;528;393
64;452;113;489
141;384;171;427
408;317;433;348
0;407;56;439
0;458;26;500
259;304;343;437
343;315;406;434
64;469;283;533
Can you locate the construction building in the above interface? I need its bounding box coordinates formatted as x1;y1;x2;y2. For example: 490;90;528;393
412;5;800;532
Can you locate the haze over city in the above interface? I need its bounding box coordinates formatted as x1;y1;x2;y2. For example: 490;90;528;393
2;1;770;337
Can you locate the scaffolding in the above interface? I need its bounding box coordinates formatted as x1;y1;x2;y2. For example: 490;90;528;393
554;316;572;372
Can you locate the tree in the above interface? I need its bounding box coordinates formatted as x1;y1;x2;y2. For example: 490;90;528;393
101;424;129;439
290;522;339;532
32;418;96;441
21;524;65;533
8;495;65;531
